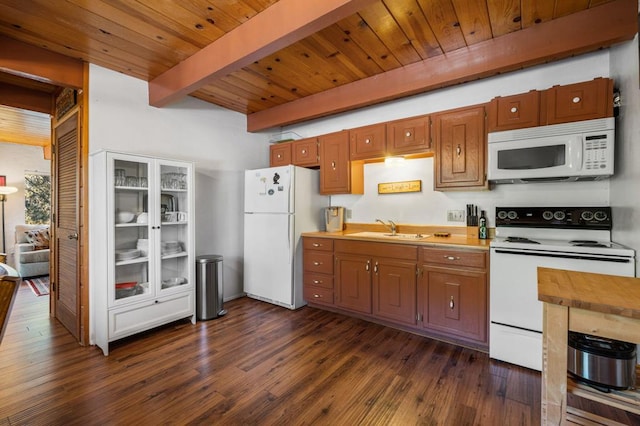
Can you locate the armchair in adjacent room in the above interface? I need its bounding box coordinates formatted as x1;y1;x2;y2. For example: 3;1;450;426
14;224;50;278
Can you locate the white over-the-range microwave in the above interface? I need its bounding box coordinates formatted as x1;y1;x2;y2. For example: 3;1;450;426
487;117;614;184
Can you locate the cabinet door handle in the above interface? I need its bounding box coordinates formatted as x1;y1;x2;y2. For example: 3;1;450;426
331;161;336;169
572;96;581;104
277;154;282;159
449;296;455;310
374;262;378;273
510;107;518;113
313;280;321;284
365;261;370;271
314;294;321;298
312;243;321;247
365;138;371;144
444;255;461;260
302;149;307;154
456;144;461;156
405;131;412;137
68;232;79;240
313;261;322;266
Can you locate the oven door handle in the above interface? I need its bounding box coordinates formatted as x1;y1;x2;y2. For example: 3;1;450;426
493;249;633;263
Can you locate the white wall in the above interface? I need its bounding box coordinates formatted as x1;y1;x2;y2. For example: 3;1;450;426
282;51;613;228
88;64;270;300
610;35;640;276
0;143;50;267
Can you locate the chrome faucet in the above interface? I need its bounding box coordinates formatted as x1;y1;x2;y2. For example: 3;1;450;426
376;219;397;235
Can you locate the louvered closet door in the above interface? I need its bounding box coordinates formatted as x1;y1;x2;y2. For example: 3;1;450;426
54;111;80;340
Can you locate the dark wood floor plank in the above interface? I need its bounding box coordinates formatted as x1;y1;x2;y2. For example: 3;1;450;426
2;283;640;424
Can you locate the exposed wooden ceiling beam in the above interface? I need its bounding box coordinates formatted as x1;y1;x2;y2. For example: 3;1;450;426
247;0;637;132
0;35;83;89
148;0;377;107
0;82;53;114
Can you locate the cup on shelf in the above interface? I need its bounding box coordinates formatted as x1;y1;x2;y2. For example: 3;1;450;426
139;177;148;188
177;211;187;222
162;212;177;222
125;176;138;187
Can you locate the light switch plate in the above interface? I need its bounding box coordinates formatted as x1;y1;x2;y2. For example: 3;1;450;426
447;210;465;222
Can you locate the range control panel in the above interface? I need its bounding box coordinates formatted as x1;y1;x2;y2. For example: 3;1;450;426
495;207;612;230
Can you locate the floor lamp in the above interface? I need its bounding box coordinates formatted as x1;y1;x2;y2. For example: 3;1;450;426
0;177;18;255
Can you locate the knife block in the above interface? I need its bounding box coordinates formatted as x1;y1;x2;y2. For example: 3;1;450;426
466;226;479;239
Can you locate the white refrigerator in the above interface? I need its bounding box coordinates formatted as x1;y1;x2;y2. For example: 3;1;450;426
243;165;327;309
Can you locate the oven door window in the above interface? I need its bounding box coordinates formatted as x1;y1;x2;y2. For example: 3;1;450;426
498;144;566;170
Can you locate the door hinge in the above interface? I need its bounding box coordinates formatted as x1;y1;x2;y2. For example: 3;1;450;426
416;266;423;276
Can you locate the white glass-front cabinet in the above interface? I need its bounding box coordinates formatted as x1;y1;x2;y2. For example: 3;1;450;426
90;151;195;355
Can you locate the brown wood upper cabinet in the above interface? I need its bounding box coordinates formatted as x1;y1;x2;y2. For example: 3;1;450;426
487;78;614;132
269;142;291;167
487;90;540;132
386;115;431;155
432;105;487;191
349;123;386;160
292;137;319;167
319;131;364;195
545;77;613;125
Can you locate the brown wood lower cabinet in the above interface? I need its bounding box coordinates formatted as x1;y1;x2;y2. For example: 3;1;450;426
303;237;488;351
373;259;417;326
418;247;488;347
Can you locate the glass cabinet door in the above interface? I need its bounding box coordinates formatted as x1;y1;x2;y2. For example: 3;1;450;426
112;156;153;303
158;161;190;292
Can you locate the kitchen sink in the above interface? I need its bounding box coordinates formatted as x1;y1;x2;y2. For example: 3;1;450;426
347;231;430;240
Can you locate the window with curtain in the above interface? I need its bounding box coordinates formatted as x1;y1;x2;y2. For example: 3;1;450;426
25;173;51;225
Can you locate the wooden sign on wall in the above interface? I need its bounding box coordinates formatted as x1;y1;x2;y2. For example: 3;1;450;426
55;88;77;120
378;180;422;194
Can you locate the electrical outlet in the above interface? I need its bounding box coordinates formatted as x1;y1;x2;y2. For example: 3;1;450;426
447;210;465;222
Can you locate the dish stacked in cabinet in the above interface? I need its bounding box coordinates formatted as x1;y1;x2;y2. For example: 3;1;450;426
90;151;195;355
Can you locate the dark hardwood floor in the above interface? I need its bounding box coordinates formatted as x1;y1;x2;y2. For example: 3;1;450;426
0;283;637;425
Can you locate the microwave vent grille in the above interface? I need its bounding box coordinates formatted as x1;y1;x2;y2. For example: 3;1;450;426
488;117;614;143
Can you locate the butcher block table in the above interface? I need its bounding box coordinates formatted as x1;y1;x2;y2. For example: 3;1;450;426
538;267;640;425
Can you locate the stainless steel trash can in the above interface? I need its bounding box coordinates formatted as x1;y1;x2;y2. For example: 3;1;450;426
196;255;227;320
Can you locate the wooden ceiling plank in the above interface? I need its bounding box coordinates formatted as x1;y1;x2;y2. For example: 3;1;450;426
0;105;50;146
226;69;301;103
134;0;227;41
0;83;53;114
0;35;82;89
148;0;378;107
205;78;281;112
382;0;443;60
416;0;467;52
309;25;384;80
191;90;251;113
450;0;493;44
181;0;260;28
485;0;522;37
229;69;300;102
520;0;555;28
0;5;162;80
217;74;292;109
336;14;403;71
554;0;590;18
247;0;636;131
65;0;204;59
357;1;422;65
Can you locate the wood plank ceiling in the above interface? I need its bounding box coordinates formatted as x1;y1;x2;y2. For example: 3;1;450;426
0;0;635;136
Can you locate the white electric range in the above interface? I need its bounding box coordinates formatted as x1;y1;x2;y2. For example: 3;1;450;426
489;206;635;371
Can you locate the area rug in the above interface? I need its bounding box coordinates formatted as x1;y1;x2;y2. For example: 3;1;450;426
26;276;49;296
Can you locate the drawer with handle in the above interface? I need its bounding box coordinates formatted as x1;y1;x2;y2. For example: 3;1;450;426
303;237;333;252
304;272;333;289
420;248;487;269
303;285;334;305
303;252;333;274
